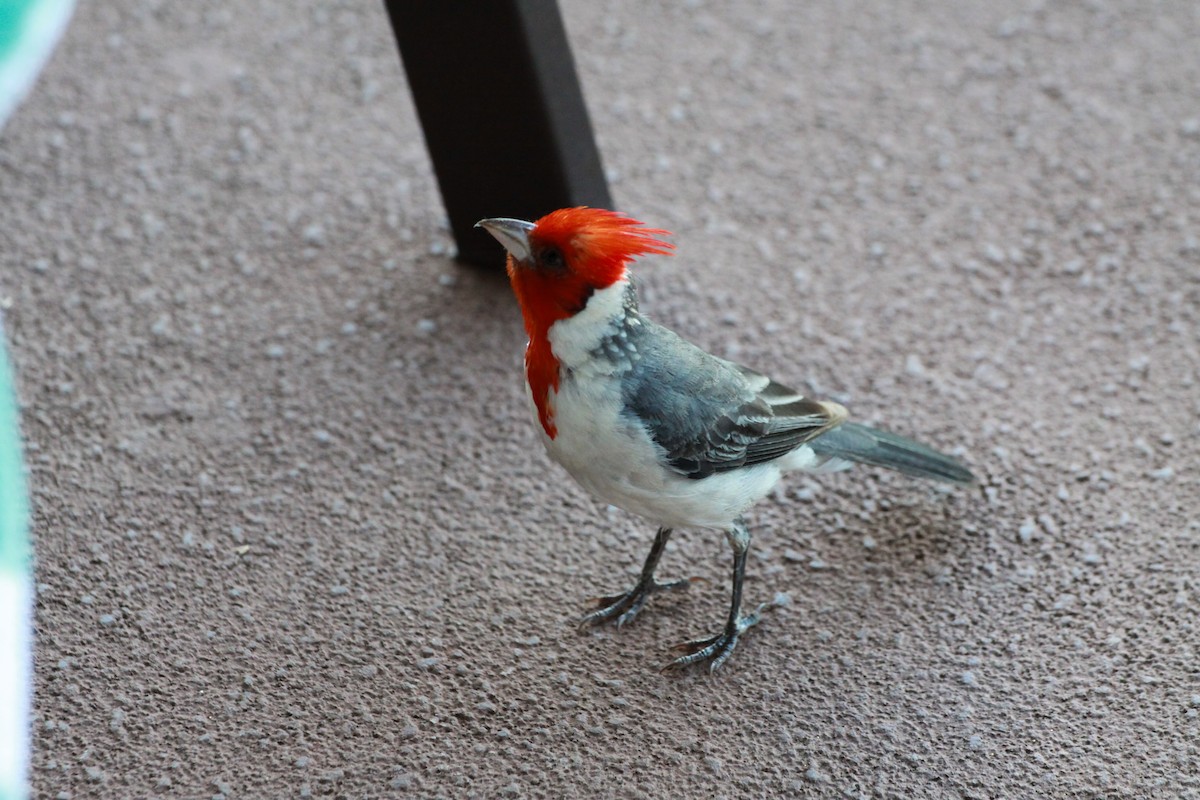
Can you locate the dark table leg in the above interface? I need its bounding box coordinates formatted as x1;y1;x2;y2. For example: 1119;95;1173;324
385;1;613;266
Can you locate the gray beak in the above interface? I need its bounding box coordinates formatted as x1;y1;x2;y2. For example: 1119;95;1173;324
475;217;535;262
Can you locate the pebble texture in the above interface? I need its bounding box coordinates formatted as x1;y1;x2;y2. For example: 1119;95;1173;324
5;0;1200;797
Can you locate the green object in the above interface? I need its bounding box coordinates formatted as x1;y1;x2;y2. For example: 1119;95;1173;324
0;333;28;576
0;326;31;800
0;327;28;575
0;0;75;123
2;2;76;797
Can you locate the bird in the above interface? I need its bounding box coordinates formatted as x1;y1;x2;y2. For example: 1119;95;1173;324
477;207;973;672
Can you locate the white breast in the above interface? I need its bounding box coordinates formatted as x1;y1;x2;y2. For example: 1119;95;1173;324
529;279;793;530
534;372;793;530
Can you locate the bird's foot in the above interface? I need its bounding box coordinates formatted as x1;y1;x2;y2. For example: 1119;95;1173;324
579;576;700;630
662;599;779;673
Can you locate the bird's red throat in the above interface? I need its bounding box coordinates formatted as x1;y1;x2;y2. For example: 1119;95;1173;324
507;262;614;440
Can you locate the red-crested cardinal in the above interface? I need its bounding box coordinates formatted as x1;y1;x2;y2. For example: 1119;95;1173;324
477;208;973;671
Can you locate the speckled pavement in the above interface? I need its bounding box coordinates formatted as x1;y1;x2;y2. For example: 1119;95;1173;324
5;1;1199;797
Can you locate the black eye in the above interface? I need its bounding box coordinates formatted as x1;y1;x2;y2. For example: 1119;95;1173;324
540;247;565;270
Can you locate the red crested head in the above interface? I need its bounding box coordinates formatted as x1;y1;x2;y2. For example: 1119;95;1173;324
477;208;674;438
525;206;675;289
505;206;673;331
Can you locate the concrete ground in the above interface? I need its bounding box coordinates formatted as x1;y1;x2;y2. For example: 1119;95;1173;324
5;0;1199;797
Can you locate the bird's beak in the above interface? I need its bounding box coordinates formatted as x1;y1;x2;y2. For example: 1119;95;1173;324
475;217;535;262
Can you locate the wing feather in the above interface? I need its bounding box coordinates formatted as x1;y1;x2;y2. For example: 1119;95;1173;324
621;322;845;480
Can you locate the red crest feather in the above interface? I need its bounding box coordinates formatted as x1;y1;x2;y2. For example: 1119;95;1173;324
530;207;674;286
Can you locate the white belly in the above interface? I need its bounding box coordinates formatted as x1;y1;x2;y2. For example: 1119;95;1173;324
531;373;807;531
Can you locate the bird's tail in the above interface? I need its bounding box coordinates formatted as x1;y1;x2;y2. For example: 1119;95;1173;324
811;422;974;484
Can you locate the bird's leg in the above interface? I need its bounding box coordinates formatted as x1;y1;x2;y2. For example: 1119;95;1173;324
665;517;774;672
579;526;697;630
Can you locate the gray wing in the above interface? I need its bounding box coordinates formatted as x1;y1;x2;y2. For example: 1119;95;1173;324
620;321;846;480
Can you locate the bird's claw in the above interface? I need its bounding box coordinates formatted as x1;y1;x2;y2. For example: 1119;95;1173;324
578;576;700;631
662;600;777;673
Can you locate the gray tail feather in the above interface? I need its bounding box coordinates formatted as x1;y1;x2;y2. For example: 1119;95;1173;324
811;422;974;484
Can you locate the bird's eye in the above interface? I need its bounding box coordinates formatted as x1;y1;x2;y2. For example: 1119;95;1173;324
540;247;565;270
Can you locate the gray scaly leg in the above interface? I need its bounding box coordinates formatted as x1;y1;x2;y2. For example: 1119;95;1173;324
664;517;776;672
580;526;697;630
